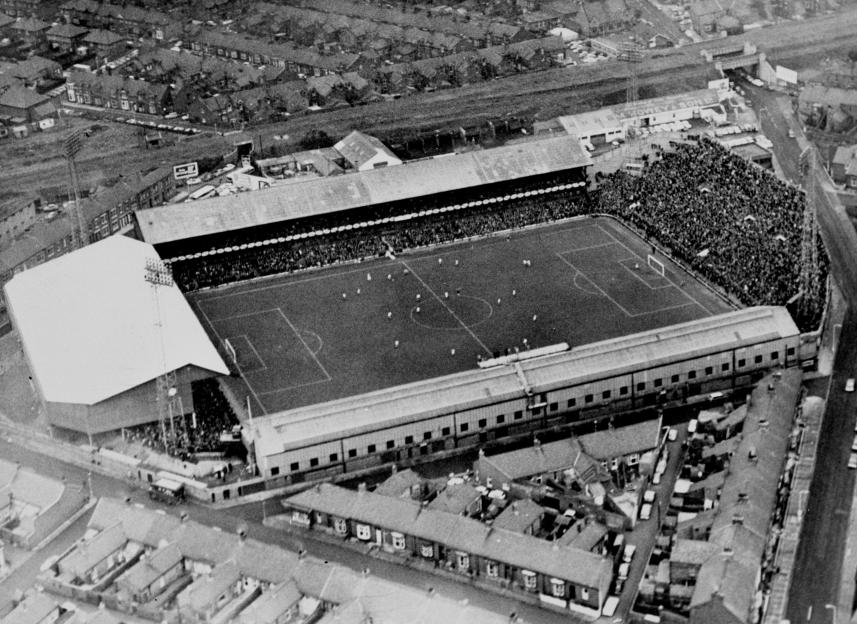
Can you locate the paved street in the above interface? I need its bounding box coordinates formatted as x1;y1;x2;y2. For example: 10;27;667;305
0;435;572;624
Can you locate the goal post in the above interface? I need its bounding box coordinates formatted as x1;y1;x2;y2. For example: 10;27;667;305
223;338;238;370
647;254;666;277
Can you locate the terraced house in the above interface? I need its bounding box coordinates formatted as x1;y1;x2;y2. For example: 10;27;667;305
65;70;171;114
284;482;614;615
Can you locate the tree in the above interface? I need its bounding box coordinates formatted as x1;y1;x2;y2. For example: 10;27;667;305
298;129;335;150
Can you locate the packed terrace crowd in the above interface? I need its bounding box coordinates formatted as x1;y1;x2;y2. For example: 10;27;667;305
124;379;239;460
595;138;827;328
170;138;826;331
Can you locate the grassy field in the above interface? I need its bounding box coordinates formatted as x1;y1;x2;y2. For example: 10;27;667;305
190;217;733;416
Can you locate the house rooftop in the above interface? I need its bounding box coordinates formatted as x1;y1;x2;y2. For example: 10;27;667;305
491;498;544;533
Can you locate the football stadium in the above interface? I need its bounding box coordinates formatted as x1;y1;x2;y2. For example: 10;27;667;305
3;130;826;496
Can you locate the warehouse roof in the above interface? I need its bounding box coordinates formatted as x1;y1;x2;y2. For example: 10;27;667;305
250;306;798;456
3;236;229;405
135;134;591;246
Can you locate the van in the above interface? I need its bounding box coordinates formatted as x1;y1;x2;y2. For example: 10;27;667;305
687;419;698;434
601;596;620;617
623;544;636;563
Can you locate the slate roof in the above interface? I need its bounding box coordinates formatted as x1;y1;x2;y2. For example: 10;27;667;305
491;498;544;533
286;482;613;590
117;543;183;593
578;418;662;460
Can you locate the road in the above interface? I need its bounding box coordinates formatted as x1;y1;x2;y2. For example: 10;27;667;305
0;435;574;624
752;85;857;624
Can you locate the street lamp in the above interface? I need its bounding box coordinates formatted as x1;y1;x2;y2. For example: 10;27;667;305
825;603;837;624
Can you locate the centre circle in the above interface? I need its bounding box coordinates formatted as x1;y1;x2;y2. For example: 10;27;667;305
410;295;493;330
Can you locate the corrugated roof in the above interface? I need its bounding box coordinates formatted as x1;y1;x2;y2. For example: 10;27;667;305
3;236;229;405
334;130;401;169
135;133;592;246
251;307;798;457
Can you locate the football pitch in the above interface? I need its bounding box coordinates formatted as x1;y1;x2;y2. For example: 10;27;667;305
189;217;734;416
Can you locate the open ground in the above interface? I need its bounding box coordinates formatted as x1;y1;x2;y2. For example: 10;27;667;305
190;217;733;416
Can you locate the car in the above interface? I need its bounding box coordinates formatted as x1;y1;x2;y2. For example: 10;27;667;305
687;418;698;434
618;562;630;580
643;490;656;504
846;378;855;392
601;596;620;617
849;453;857;469
852;435;857;452
668;428;678;442
788;129;796;138
623;544;636;563
640;503;653;520
164;112;179;119
652;472;662;485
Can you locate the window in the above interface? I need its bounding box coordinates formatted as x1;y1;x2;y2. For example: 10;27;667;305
654;378;663;388
423;431;432;440
602;390;611;400
290;462;299;472
721;362;729;372
619;386;628;396
348;449;357;458
754;355;763;364
486;561;499;578
738;358;746;368
456;552;470;571
550;402;558;412
478;418;487;428
522;570;537;590
391;532;406;550
333;518;347;535
550;578;565;598
309;457;319;467
787;347;796;356
270;467;280;477
367;444;376;454
567;398;576;408
386;440;395;449
627;453;639;465
329;453;338;463
688;370;697;380
405;435;414;444
442;426;451;436
771;351;779;360
461;423;469;433
636;381;646;391
584;394;594;404
355;524;371;541
705;366;714;375
671;374;679;383
514;410;523;420
496;414;505;424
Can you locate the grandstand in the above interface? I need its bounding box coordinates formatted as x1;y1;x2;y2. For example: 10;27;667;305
2;236;229;435
134;134;592;260
246;305;807;484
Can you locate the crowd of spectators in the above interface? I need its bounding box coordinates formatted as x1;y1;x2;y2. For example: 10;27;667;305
171;137;826;331
171;190;590;290
595;138;827;330
124;379;240;460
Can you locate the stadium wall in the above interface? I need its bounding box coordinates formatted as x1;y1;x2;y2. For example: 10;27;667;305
249;308;804;488
42;365;211;435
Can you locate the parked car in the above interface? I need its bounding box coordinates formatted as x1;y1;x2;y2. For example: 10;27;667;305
640;503;653;521
668;428;678;441
623;544;636;563
846;378;855;392
849;452;857;469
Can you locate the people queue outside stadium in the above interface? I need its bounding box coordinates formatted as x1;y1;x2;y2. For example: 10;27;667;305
171;137;825;330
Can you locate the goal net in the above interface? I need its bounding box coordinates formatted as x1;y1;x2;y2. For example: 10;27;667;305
223;338;238;371
647;254;666;277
